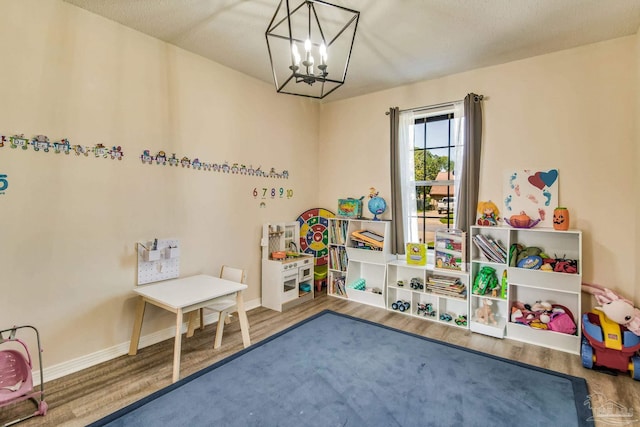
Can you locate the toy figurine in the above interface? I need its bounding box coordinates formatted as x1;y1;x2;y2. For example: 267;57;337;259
476;200;500;226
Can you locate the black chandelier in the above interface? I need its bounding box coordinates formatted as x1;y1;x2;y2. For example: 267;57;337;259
265;0;360;99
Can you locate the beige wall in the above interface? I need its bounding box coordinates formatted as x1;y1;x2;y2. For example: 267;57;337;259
0;0;319;369
319;36;638;306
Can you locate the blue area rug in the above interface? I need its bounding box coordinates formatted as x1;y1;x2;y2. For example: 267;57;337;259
90;310;591;427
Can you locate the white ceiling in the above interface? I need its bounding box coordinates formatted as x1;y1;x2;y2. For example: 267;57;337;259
63;0;640;102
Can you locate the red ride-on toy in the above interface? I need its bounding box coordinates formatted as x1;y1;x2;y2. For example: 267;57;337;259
581;309;640;380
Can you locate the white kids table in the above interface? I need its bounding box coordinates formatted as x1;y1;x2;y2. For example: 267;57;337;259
128;274;250;382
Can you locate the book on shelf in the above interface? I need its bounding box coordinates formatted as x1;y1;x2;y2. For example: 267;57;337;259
472;234;507;263
351;230;384;249
426;275;467;298
349;238;382;251
406;243;427;265
329;246;348;271
330;220;348;246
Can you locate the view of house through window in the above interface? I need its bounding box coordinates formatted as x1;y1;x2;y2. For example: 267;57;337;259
411;112;459;247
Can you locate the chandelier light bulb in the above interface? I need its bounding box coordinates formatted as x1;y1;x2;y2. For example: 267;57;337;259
319;43;327;66
304;38;312;53
291;44;301;66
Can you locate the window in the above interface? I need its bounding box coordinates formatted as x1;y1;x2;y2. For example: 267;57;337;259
399;104;464;248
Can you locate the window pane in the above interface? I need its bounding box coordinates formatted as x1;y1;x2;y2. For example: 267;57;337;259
413;125;425;149
425;119;450;149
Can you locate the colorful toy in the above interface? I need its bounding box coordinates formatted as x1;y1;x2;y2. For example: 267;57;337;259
455;315;468;326
367;187;387;221
582;283;640;336
476;200;500;226
504;211;541;229
472;266;498;295
416;303;436;317
581;308;640;380
553;207;570;231
439;312;453;322
500;270;508;299
511;301;576;334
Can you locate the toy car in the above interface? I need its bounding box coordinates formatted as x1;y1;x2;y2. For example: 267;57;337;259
391;300;410;312
410;277;424;290
416;303;436;317
439;312;453;322
455;315;468;326
581;309;640;380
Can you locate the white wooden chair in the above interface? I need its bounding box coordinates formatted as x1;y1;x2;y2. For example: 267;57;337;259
186;265;246;348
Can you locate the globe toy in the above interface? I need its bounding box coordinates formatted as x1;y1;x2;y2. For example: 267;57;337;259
367;187;386;220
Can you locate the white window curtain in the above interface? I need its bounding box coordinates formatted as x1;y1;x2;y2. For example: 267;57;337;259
451;102;464;229
398;110;417;243
398;101;464;244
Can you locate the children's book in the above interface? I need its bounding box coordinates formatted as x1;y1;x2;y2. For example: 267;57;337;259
406;243;427;265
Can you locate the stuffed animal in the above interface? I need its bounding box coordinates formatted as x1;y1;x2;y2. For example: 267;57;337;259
582;283;640;336
476;298;497;325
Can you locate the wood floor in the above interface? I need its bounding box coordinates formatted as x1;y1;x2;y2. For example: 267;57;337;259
2;292;638;427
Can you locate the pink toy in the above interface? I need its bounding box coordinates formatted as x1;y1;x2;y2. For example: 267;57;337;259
0;325;47;423
582;283;640;336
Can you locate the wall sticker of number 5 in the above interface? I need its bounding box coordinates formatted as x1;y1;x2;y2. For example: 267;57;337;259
0;174;8;192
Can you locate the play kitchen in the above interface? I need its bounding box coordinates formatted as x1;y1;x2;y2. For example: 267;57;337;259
261;222;314;311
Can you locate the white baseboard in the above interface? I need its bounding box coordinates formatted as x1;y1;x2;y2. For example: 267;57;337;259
33;298;261;386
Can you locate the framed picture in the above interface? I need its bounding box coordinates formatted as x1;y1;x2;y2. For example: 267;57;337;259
503;169;558;228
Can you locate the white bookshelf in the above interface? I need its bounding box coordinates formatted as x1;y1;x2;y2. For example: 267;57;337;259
387;260;470;328
470;226;582;354
327;218;393;309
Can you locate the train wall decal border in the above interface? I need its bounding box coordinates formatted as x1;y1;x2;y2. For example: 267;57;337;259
0;134;290;180
140;149;289;179
1;134;123;159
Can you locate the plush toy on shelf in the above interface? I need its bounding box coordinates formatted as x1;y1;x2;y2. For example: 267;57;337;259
476;200;500;226
582;283;640;336
476;298;497;325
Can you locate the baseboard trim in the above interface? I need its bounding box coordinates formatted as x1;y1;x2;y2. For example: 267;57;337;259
34;298;262;386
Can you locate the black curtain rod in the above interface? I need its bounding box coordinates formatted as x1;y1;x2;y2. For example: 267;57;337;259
385;94;484;115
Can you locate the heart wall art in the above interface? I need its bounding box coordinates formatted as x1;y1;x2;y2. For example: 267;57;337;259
503;169;559;228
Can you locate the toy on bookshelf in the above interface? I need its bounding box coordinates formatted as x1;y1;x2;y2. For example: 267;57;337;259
476;299;497;325
472;266;499;296
416;303;437;317
391;300;411;312
410;277;424;290
348;278;366;291
476;200;501;226
509;244;578;274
